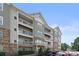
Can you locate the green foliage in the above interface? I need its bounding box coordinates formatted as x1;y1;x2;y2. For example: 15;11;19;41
61;43;69;51
18;50;34;55
38;47;51;56
0;52;5;56
71;37;79;51
38;47;44;56
44;48;50;56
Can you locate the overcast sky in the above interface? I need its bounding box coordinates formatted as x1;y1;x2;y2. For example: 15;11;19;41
15;3;79;45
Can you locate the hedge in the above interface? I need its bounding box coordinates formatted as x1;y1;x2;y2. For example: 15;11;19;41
18;51;34;55
0;52;5;56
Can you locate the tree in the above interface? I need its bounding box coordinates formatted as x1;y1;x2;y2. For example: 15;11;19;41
71;37;79;51
38;47;51;56
38;47;44;56
44;48;50;56
61;43;69;51
71;42;75;51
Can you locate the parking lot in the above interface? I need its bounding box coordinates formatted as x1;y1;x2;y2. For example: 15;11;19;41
56;51;79;56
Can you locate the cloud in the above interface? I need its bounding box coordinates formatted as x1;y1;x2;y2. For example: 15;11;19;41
60;20;79;45
50;20;79;45
49;24;58;28
60;21;79;33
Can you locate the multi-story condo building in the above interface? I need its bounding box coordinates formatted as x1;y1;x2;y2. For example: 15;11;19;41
0;3;35;55
0;3;61;55
31;13;53;52
53;27;62;52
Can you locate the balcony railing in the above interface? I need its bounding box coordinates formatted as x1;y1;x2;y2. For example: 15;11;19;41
35;42;47;46
19;18;33;26
44;32;51;38
19;28;33;36
18;41;33;46
44;31;51;34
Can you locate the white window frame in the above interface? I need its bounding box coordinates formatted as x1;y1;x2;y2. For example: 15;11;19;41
0;3;3;11
0;16;3;25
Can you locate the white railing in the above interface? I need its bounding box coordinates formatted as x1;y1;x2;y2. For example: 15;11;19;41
19;18;33;26
35;42;47;46
19;28;33;36
18;38;33;45
44;31;51;35
18;42;33;46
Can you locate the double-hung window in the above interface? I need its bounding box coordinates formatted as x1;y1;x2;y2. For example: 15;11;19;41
0;16;3;25
0;31;3;40
0;3;3;11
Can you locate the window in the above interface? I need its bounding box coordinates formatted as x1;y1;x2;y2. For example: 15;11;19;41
37;22;41;26
14;28;17;31
37;31;43;35
14;40;17;43
37;22;42;29
0;3;3;11
48;42;50;45
0;16;3;25
14;16;17;20
0;32;3;40
35;39;42;44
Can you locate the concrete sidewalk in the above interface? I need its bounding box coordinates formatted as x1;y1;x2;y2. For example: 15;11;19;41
23;54;37;56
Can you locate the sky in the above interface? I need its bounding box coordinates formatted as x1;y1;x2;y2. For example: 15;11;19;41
15;3;79;45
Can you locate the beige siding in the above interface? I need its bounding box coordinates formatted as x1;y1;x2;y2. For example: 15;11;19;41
10;8;18;44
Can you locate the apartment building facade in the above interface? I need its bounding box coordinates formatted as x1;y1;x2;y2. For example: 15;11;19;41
31;13;53;52
0;3;61;55
53;27;62;52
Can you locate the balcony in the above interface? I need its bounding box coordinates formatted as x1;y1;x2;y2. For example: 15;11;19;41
18;42;33;47
44;27;51;37
35;41;47;47
19;18;33;29
44;33;51;42
18;38;33;46
44;38;50;42
18;28;33;38
44;31;51;37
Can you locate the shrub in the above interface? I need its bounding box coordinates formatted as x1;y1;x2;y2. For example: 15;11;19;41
38;47;44;56
44;48;50;55
0;52;5;56
18;50;34;55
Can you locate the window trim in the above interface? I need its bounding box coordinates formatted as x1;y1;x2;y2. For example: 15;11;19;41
0;16;3;25
0;3;3;11
14;16;17;20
